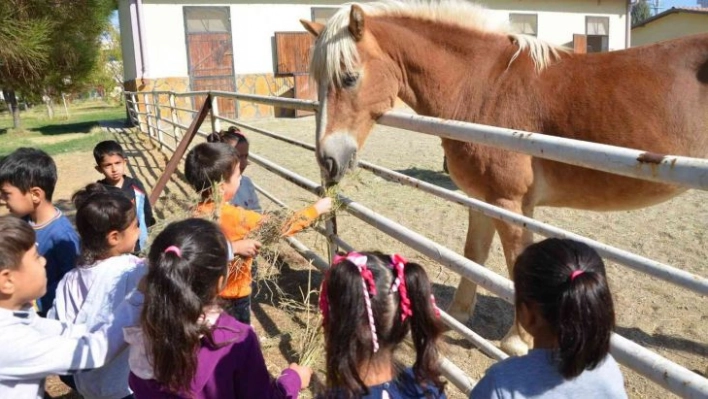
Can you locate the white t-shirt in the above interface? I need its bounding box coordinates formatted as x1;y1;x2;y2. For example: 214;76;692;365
49;254;146;399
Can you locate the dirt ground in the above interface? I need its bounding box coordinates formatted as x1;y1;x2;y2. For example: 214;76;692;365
44;116;706;398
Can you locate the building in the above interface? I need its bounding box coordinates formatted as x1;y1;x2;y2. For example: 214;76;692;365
631;7;708;47
118;0;630;119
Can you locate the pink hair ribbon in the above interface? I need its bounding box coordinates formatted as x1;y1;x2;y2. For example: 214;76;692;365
570;270;585;281
329;252;379;353
390;254;413;322
164;246;182;258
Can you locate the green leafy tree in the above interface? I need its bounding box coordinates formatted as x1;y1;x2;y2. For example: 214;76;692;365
0;0;115;128
632;0;652;26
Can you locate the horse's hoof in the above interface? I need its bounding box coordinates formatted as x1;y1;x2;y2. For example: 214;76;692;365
447;307;471;324
501;335;529;356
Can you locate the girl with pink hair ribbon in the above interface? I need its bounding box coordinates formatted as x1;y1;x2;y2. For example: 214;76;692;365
318;251;447;398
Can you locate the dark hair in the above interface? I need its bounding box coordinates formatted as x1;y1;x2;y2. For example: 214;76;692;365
184;142;240;195
72;183;136;265
0;148;57;201
93;140;126;164
322;251;445;397
141;218;230;395
206;126;248;146
0;215;36;271
513;238;615;379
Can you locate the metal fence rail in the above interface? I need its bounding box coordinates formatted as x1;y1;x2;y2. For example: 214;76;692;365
124;89;708;398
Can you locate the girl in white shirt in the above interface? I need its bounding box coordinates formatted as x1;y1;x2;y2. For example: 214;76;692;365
50;183;145;399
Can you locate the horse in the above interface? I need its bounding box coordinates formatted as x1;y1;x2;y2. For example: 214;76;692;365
300;0;708;355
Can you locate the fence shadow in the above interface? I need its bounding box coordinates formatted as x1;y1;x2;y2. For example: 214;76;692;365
250;249;327;396
395;167;458;191
615;325;708;372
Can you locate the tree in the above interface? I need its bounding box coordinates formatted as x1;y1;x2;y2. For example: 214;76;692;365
632;0;652;27
0;0;115;128
86;24;124;105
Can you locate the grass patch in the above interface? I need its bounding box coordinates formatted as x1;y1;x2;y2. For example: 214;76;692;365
0;100;126;155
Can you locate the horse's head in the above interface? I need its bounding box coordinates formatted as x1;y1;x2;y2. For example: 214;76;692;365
302;5;400;184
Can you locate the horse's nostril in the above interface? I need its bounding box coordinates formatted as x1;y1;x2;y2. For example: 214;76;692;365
323;156;338;178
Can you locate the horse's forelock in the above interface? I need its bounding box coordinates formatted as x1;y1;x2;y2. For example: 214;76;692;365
309;0;568;84
311;6;361;87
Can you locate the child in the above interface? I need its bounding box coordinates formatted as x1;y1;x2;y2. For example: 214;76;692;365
318;251;447;398
0;215;142;399
470;238;627;399
0;148;80;316
49;184;145;399
207;126;262;213
93;140;156;252
124;218;311;398
184;142;331;324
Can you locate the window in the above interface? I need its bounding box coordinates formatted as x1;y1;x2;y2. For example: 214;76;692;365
312;7;339;25
184;7;230;33
509;13;538;37
586;16;609;53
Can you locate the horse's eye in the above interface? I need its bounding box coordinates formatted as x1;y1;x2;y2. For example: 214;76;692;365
341;73;359;88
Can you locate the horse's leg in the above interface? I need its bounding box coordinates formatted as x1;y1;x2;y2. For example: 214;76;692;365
448;208;496;322
492;201;534;356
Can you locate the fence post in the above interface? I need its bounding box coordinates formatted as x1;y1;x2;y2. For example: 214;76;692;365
133;93;145;134
210;93;221;133
143;93;153;138
169;93;181;143
154;92;164;148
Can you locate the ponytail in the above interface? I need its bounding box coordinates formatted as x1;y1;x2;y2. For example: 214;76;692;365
141;219;229;394
513;238;615;379
557;271;614;378
404;262;445;391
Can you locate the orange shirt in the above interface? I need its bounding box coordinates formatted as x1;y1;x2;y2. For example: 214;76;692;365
195;201;319;298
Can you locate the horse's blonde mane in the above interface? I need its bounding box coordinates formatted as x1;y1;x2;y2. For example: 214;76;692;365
311;0;568;86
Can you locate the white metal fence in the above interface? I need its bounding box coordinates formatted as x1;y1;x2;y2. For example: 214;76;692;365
125;89;708;398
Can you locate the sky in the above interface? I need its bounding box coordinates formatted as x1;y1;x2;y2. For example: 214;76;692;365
652;0;704;12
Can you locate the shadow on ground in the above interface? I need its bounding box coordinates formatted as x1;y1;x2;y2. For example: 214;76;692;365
396;167;458;191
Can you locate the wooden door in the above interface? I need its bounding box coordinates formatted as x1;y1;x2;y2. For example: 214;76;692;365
573;34;587;54
184;7;236;119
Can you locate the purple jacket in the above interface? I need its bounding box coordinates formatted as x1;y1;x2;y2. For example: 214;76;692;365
128;313;301;398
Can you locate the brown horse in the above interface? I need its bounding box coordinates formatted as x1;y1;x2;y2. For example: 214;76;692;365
301;0;708;355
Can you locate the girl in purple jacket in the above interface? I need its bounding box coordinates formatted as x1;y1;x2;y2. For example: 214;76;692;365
124;218;311;398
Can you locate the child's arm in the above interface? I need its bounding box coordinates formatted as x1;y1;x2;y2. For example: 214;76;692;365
134;179;156;227
280;197;332;237
233;328;306;398
0;291;142;380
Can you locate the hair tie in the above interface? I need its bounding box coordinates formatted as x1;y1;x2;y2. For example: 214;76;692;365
570;270;585;281
430;294;441;318
390;254;413;322
164;246;182;258
330;252;379;353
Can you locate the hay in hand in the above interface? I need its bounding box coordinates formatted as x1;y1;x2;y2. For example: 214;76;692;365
280;266;325;368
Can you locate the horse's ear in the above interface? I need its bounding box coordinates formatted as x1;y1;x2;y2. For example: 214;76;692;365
300;19;324;37
300;20;324;37
349;5;366;41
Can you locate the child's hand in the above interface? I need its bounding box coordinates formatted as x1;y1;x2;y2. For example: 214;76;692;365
314;197;333;215
288;363;312;389
232;239;262;257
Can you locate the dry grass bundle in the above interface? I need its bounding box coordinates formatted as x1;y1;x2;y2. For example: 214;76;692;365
280;267;325;368
247;208;296;247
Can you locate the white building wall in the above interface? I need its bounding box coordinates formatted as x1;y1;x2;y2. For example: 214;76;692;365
484;0;628;50
123;0;628;82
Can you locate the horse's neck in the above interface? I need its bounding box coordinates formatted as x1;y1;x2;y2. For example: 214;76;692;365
372;17;514;119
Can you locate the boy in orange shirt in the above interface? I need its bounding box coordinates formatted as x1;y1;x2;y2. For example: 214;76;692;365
184;142;331;324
